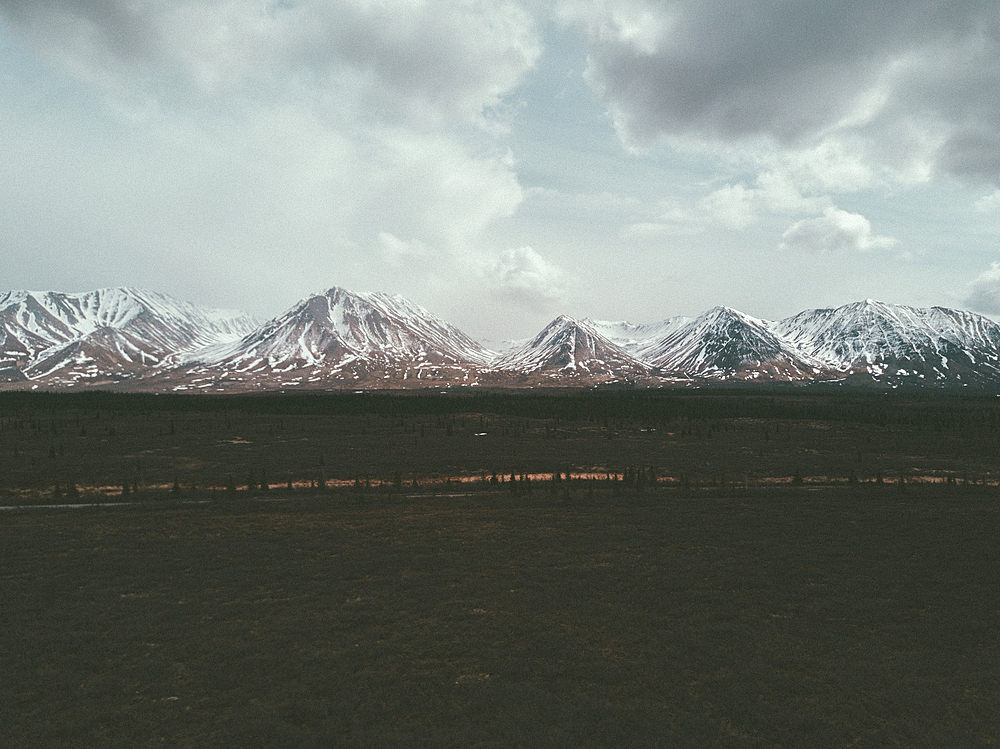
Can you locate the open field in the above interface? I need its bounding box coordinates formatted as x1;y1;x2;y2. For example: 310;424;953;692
2;391;999;746
2;489;999;747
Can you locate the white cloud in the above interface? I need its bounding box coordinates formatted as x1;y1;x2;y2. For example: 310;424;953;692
485;246;566;311
4;1;996;337
698;171;831;229
556;0;675;57
0;1;542;316
975;190;1000;212
377;231;433;269
696;184;759;230
622;170;830;236
964;262;1000;314
779;207;898;254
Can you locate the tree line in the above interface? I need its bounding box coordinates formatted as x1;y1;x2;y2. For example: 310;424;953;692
5;388;1000;435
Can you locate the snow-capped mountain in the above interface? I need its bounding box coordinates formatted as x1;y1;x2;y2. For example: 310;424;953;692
0;288;259;382
5;286;1000;390
476;336;529;356
582;316;690;358
490;315;651;379
774;300;1000;383
638;306;825;380
186;287;492;383
25;328;165;380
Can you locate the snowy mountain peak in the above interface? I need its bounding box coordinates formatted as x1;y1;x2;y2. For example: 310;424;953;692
0;287;259;383
584;315;692;357
195;286;492;377
492;314;650;378
699;305;767;326
5;288;1000;389
706;304;741;315
537;314;582;334
533;314;578;332
774;300;1000;381
640;304;821;380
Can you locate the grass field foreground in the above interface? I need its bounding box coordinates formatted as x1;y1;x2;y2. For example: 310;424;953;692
2;489;998;747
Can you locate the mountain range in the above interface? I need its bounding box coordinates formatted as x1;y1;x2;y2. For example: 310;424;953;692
3;286;1000;391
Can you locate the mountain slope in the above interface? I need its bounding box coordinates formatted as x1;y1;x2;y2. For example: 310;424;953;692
187;287;492;384
5;286;1000;390
0;288;259;383
490;316;651;380
774;299;1000;383
642;306;824;380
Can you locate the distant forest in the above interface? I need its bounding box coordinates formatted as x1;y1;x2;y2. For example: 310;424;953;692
3;388;1000;435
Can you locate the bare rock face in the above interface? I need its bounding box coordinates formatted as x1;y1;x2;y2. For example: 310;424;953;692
0;359;27;382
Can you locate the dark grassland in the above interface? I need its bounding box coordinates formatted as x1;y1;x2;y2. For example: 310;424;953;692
2;390;1000;746
4;388;1000;494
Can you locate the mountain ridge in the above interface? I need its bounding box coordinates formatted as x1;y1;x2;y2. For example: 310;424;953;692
4;285;1000;390
0;288;259;385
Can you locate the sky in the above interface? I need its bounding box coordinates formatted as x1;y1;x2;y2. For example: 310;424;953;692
3;1;1000;341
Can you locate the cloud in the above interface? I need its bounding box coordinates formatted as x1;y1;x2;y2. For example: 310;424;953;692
485;246;566;311
377;231;433;269
0;1;541;315
779;207;898;254
622;170;831;237
560;0;1000;186
975;190;1000;212
964;262;1000;314
697;171;831;229
3;1;541;125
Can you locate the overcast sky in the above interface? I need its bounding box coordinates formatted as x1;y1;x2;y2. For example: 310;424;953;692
4;1;1000;340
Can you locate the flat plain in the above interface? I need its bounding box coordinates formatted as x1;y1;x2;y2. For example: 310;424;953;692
3;388;1000;496
2;390;999;747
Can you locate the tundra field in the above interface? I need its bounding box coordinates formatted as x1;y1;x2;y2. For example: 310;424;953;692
1;390;999;747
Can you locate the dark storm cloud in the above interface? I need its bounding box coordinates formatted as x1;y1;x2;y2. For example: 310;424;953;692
563;0;1000;183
